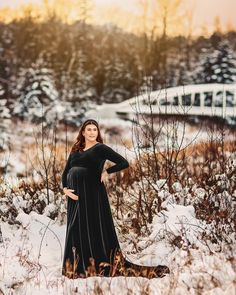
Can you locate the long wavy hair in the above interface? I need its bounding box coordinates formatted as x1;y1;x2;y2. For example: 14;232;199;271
70;119;104;153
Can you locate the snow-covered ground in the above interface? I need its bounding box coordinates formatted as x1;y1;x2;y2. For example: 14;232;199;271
0;197;235;294
0;117;236;294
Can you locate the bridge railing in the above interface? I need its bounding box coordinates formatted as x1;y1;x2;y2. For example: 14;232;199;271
119;84;236;118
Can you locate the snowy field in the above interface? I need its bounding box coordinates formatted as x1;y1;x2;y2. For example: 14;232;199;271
0;117;236;294
0;192;235;294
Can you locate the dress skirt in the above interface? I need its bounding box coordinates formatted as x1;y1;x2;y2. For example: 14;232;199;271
62;166;121;278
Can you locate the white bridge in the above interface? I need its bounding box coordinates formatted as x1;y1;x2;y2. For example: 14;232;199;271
86;83;236;121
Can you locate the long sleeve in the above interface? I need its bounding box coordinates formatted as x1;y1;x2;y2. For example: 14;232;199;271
61;153;72;188
98;144;129;174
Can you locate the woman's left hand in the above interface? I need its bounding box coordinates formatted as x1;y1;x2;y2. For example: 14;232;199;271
101;170;109;182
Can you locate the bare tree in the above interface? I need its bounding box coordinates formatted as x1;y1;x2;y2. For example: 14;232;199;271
149;0;185;87
28;105;60;204
110;82;201;237
154;0;184;38
50;0;93;24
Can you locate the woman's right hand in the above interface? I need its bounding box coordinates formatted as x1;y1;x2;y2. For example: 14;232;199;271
63;188;79;200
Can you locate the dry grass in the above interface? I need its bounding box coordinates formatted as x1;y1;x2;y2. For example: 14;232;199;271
62;249;169;280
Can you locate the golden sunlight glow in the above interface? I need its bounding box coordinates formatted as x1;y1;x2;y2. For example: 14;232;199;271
0;0;235;36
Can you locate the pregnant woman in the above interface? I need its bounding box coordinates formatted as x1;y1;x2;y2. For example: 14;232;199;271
61;119;169;279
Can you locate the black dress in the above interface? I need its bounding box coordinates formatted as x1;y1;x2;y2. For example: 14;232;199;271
61;142;169;279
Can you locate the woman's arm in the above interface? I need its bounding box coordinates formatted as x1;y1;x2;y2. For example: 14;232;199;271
61;153;72;188
61;153;79;200
98;144;129;174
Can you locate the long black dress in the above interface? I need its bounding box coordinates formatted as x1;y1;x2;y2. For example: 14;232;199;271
61;142;169;279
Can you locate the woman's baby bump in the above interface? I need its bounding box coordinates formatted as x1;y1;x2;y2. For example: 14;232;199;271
69;166;88;178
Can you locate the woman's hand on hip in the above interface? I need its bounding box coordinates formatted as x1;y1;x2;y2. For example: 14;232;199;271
63;188;79;200
101;170;109;183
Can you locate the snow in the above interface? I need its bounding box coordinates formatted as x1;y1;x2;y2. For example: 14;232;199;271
12;196;27;210
0;99;10;119
149;204;207;249
0;103;236;293
0;198;235;294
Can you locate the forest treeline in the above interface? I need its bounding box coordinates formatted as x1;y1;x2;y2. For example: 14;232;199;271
0;16;236;109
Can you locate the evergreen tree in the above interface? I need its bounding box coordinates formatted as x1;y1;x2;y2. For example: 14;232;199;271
212;40;236;83
102;56;130;103
0;98;11;152
74;50;96;101
194;40;236;84
12;58;59;123
0;24;14;101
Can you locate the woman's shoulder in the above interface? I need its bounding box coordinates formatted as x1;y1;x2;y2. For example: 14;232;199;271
96;142;110;149
96;142;112;153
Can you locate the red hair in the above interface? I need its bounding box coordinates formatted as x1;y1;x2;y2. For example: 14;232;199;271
70;119;103;153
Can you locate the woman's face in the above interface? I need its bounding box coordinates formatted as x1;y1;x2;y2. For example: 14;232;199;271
82;124;98;143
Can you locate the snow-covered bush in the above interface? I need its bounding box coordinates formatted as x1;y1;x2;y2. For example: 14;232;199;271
0;179;67;225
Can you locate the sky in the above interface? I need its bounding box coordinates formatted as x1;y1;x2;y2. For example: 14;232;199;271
0;0;235;36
